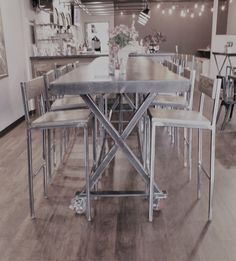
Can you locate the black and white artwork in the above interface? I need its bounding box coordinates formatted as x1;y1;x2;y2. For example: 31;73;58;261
0;8;8;79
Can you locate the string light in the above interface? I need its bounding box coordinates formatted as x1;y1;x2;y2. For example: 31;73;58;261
150;2;213;19
221;5;226;11
180;10;186;17
168;9;173;15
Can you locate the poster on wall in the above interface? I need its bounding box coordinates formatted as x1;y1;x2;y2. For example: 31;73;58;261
0;8;8;79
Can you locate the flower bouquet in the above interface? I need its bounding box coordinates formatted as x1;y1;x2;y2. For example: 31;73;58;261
143;31;166;53
108;24;138;75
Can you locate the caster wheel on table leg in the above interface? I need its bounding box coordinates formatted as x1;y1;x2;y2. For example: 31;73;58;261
70;196;87;214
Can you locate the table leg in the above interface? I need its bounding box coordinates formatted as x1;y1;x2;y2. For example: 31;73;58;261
81;94;165;196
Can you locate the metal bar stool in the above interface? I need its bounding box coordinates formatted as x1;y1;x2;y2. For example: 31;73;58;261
21;76;92;221
217;67;236;129
148;75;222;222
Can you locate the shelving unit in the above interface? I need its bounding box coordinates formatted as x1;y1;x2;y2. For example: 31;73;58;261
33;22;74;56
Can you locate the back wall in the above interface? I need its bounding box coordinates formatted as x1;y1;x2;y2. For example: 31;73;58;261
115;2;213;54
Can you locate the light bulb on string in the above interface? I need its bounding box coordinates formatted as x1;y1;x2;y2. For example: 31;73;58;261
168;9;173;15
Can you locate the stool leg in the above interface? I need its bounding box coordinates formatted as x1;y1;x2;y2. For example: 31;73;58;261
42;130;48;198
118;94;123;133
149;122;156;222
184;128;187;167
60;129;63;162
53;129;56;167
188;128;192;181
216;101;223;123
92;116;97;169
221;104;231;130
92;117;99;195
146;116;151;173
208;129;216;221
143;116;147;169
197;129;203;199
84;126;91;221
229;104;235;121
47;129;52;181
27;129;35;219
63;128;67;152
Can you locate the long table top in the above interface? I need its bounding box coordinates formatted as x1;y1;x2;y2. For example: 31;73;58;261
50;57;189;95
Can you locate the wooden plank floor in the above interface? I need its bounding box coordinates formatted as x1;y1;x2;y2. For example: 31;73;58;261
1;111;236;261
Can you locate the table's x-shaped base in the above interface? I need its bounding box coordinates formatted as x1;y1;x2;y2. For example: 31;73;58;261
71;93;167;220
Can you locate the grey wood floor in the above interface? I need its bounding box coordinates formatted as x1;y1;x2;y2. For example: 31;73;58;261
1;111;236;261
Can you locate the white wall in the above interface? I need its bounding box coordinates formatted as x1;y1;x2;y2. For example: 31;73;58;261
0;0;86;132
227;0;236;35
0;0;29;131
0;0;52;131
210;0;236;77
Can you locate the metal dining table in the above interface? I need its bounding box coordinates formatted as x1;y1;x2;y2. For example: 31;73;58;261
50;56;190;221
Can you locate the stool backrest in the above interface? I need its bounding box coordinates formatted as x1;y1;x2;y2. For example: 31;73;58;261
166;60;173;71
67;63;74;72
163;60;168;67
171;63;182;75
198;75;222;126
21;76;45;125
44;69;57;111
73;61;79;68
182;68;196;110
56;65;67;78
173;53;195;70
199;75;217;99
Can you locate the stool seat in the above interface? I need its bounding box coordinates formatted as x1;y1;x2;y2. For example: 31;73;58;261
32;109;91;129
51;96;87;111
149;108;211;129
152;94;188;109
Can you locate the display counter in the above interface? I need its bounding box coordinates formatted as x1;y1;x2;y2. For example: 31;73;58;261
30;53;108;77
30;52;174;77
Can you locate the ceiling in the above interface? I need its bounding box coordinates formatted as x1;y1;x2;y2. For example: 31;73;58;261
62;0;214;15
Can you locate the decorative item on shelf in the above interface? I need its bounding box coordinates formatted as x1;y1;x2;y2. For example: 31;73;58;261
108;24;138;75
224;41;233;53
143;31;166;53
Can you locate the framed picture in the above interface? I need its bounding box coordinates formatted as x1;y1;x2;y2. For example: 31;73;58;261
0;8;8;79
